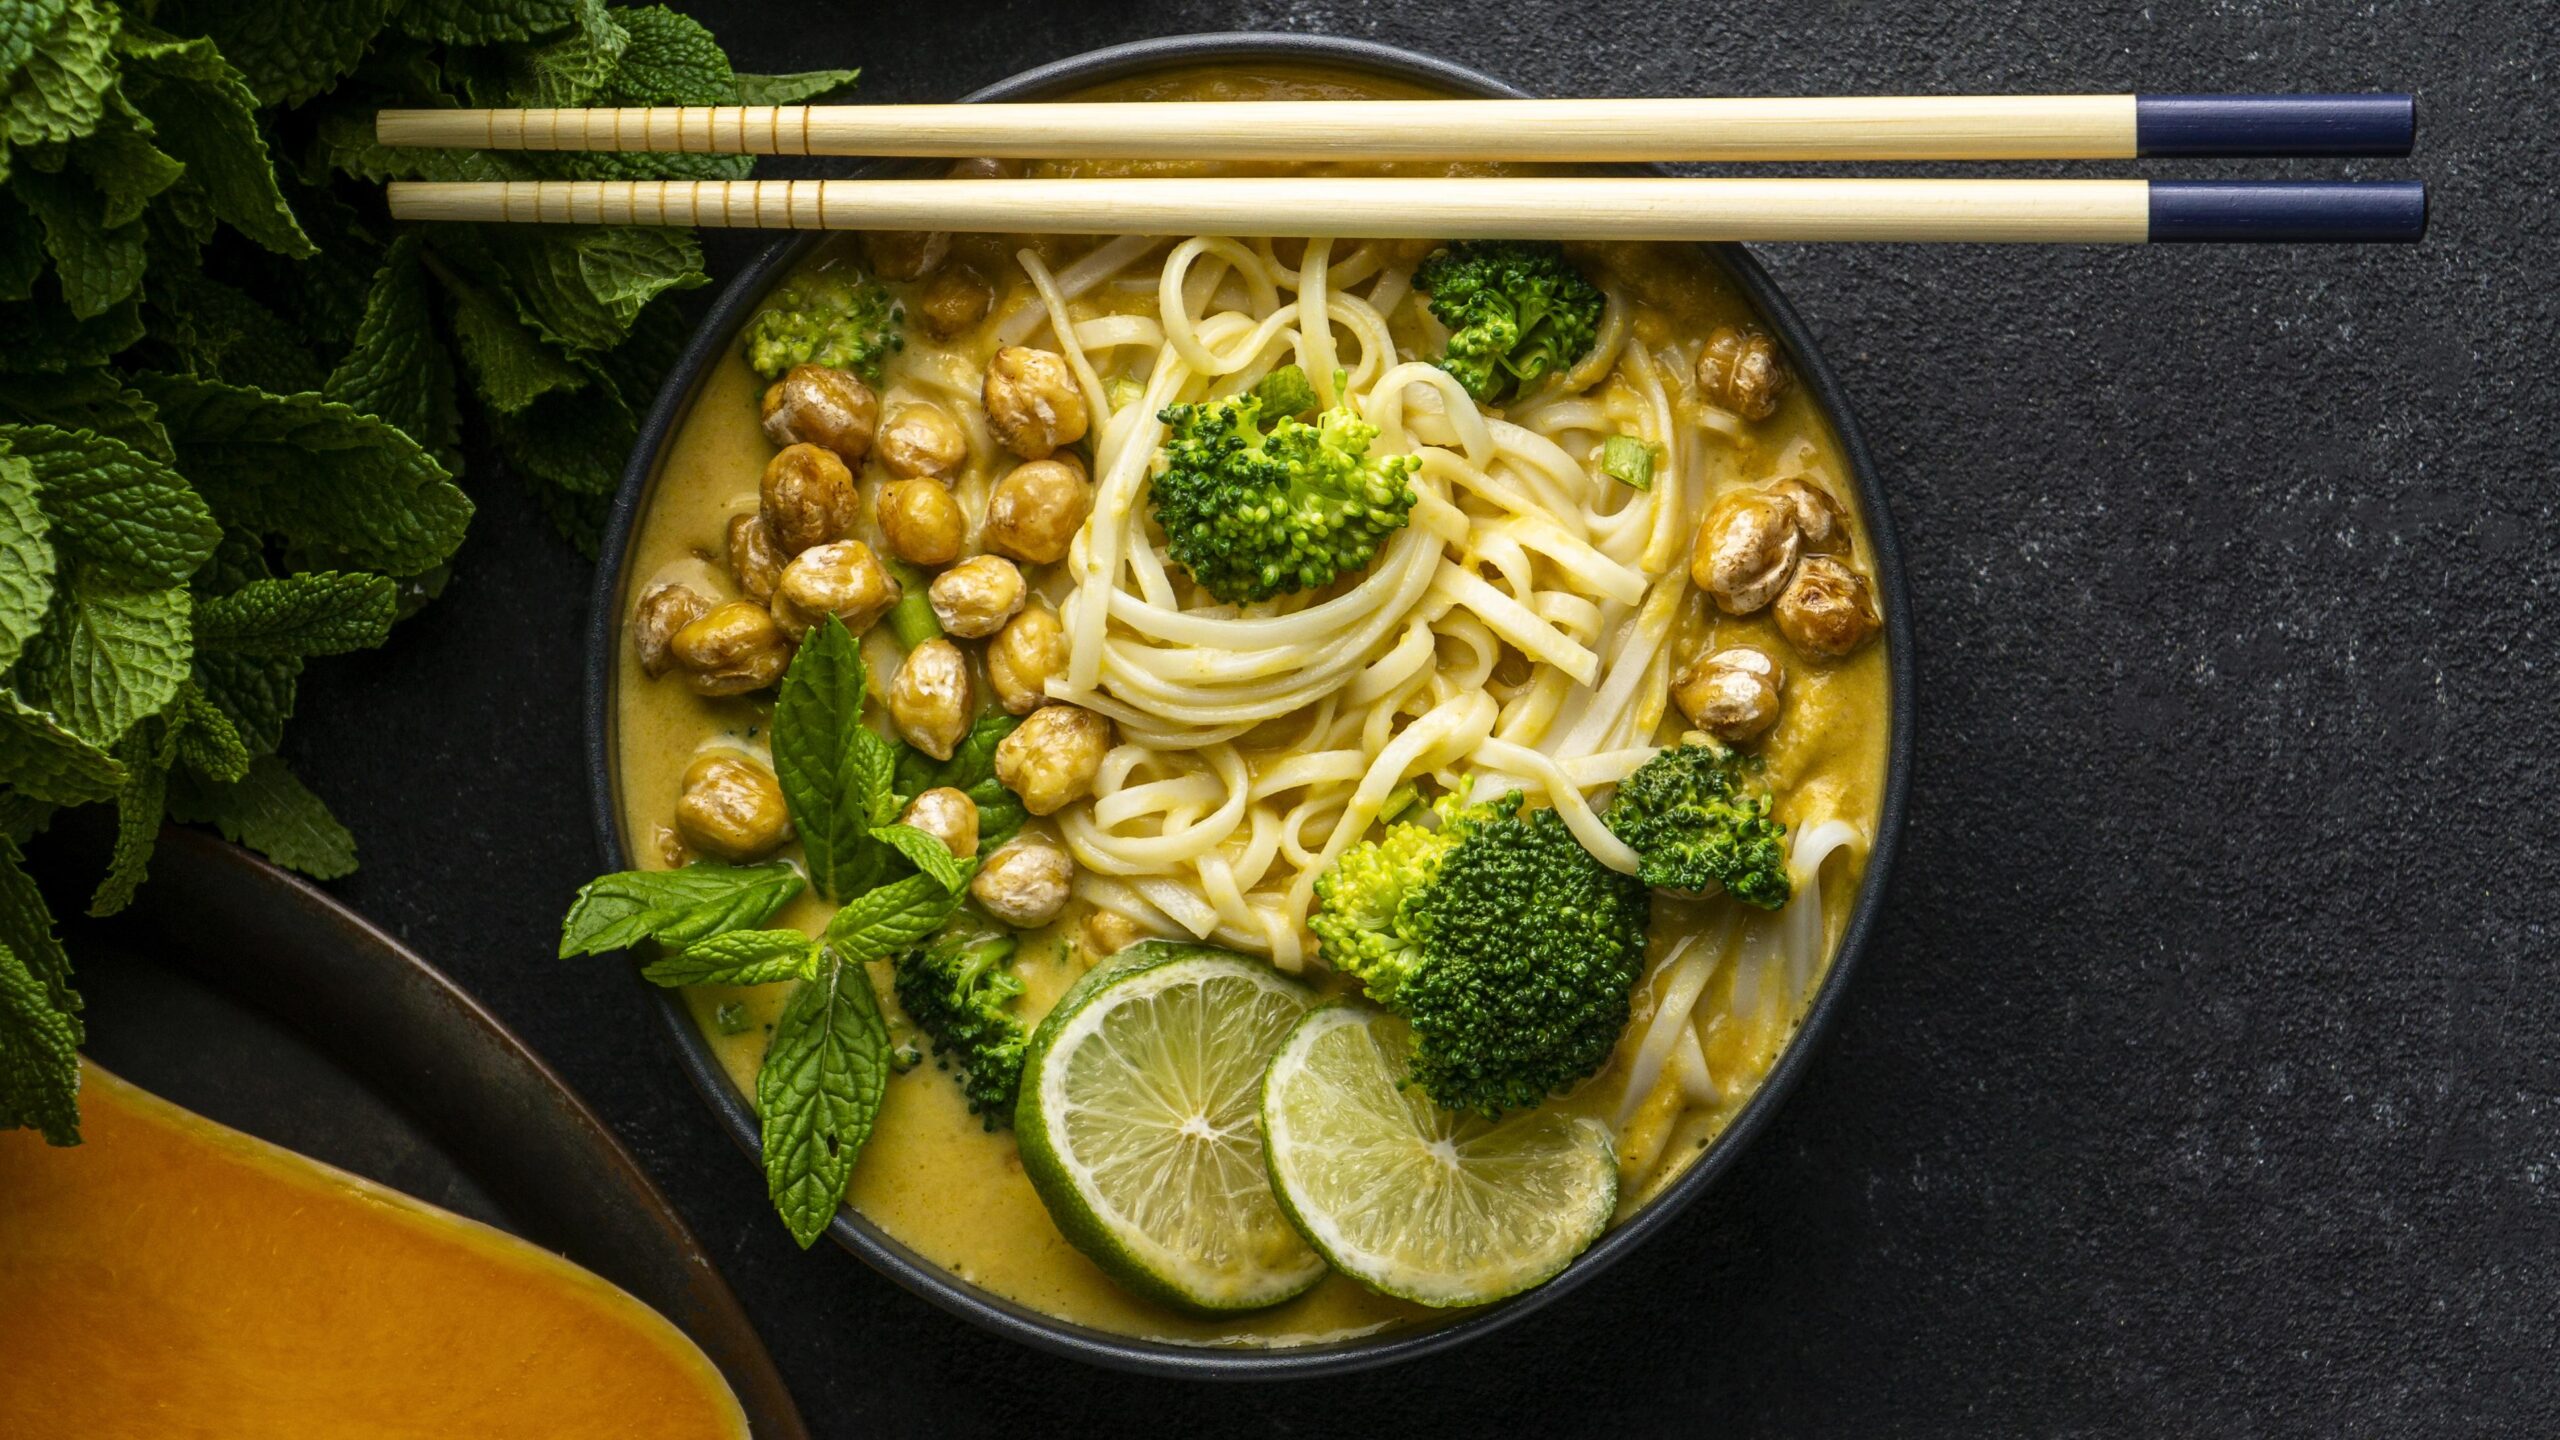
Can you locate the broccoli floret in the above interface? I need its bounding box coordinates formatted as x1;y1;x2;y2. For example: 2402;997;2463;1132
1150;390;1420;603
1312;788;1651;1115
742;267;904;381
1411;241;1605;405
891;930;1026;1128
1604;742;1792;910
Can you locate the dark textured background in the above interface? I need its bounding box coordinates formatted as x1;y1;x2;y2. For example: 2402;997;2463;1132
278;2;2554;1433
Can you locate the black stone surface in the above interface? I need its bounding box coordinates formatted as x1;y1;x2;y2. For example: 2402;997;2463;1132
277;3;2555;1433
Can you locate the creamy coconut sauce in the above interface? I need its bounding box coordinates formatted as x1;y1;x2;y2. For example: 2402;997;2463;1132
609;66;1888;1346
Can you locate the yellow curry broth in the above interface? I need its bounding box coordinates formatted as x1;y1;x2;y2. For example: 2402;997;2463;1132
612;64;1888;1344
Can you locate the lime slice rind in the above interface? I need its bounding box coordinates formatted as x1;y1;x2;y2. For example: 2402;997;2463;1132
1016;943;1327;1314
1261;1004;1617;1309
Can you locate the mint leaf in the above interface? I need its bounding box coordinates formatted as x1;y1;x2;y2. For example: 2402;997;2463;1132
822;872;967;965
194;571;394;657
72;92;183;229
89;712;174;916
0;4;74;89
0;935;81;1144
757;955;887;1248
486;384;632;496
479;222;706;355
0;836;79;1144
138;374;472;576
0;368;173;461
171;681;248;781
162;752;354;878
0;450;52;671
602;6;730;104
441;266;588;414
734;68;860;107
772;616;896;901
516;0;630;106
0;834;76;1022
870;823;974;895
325;235;457;464
0;188;44;297
12;164;145;318
141;268;329;394
559;860;804;957
22;567;190;747
191;647;294;754
398;0;587;45
0;420;217;585
158;0;400;108
118;25;317;258
0;279;141;372
894;710;1026;846
639;928;820;987
1;0;115;153
0;692;123;803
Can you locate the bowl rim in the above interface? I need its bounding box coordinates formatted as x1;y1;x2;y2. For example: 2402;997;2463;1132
584;29;1917;1381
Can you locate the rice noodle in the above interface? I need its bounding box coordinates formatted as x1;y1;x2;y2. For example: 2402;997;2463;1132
1022;224;1806;970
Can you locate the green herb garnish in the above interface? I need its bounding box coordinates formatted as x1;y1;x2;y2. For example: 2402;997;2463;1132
758;954;891;1248
1601;434;1656;491
0;0;861;1146
555;612;1010;1245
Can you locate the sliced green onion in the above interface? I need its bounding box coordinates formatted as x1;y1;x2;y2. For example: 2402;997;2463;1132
1377;783;1421;823
1601;434;1656;491
885;559;942;649
1104;376;1146;412
714;1002;751;1035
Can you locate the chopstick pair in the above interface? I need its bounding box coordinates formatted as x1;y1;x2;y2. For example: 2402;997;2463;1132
376;92;2426;245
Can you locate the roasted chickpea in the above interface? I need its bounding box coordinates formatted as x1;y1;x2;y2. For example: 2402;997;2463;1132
1698;327;1791;422
1691;490;1802;615
726;513;785;602
969;836;1074;929
986;602;1066;714
760;364;878;465
771;539;899;639
862;229;949;283
760;442;861;555
898;786;980;860
876;479;965;567
632;582;711;678
1774;556;1881;657
984;457;1092;565
887;638;972;761
928;554;1027;639
1673;646;1784;743
994;703;1110;816
676;753;792;861
877;402;967;481
1769;476;1849;552
981;346;1087;460
1080;909;1141;962
669;600;790;696
918;263;992;338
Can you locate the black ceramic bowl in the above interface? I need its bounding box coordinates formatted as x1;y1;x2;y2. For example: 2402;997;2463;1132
587;31;1915;1380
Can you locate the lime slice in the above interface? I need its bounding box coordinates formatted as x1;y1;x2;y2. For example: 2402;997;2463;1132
1261;1004;1617;1308
1014;941;1326;1313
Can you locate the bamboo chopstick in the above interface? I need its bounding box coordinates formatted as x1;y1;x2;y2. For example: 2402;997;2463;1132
384;177;2428;245
374;93;2415;163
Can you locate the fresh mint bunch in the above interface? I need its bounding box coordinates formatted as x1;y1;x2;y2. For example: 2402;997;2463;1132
0;0;859;1145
